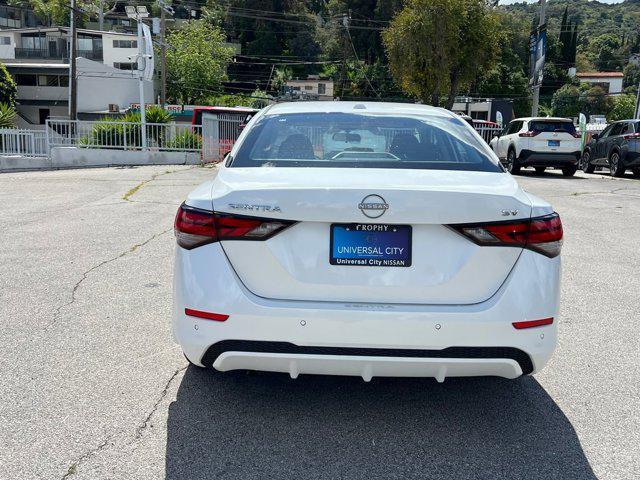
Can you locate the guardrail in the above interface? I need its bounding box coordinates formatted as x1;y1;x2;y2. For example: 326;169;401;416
46;119;203;152
0;128;48;157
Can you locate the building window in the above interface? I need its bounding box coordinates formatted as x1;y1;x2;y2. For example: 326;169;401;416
38;75;64;87
15;74;37;86
318;83;326;95
304;85;313;91
0;36;10;46
113;39;137;48
59;76;69;87
114;62;136;70
21;34;46;50
0;6;21;28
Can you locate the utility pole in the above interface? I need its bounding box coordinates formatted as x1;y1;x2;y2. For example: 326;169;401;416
160;7;167;107
635;80;640;119
126;5;150;150
68;0;77;120
531;0;546;117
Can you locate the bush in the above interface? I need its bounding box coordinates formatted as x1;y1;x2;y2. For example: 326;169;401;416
607;94;636;122
0;102;17;128
0;63;16;106
89;116;140;148
167;130;202;150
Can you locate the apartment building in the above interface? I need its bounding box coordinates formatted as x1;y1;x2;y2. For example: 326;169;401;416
0;26;153;126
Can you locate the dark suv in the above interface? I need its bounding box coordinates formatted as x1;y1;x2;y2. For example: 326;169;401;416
582;120;640;177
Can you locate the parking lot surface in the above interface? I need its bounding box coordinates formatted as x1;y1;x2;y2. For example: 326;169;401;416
0;166;638;479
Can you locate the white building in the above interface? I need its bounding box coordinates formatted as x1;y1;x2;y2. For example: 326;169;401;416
284;76;334;100
575;72;624;95
0;27;153;127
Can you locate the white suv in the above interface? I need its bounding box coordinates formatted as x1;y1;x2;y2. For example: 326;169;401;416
490;117;582;176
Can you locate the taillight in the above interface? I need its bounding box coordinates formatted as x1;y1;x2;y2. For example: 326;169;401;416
518;131;538;137
449;213;563;258
572;132;581;138
624;133;640;140
174;203;295;250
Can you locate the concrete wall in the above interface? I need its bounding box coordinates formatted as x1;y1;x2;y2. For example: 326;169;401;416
76;57;153;112
0;32;16;58
102;33;140;68
1;147;201;172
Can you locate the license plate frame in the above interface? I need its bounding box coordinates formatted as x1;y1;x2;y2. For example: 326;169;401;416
329;223;412;267
548;140;560;147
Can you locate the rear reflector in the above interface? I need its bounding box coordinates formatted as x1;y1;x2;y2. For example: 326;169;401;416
174;203;296;250
512;317;554;329
185;308;229;322
449;213;563;258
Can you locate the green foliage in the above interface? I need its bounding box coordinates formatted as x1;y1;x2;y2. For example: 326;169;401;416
165;20;234;104
0;63;17;107
203;90;270;109
88;116;140;148
144;105;175;124
551;82;583;118
383;0;499;107
167;130;202;150
475;11;531;117
0;102;17;128
607;94;636;122
623;63;640;89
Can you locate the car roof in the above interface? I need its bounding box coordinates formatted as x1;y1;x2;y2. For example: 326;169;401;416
512;117;574;122
263;101;453;117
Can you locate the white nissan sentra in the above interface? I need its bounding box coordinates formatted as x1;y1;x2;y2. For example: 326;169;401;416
173;102;562;382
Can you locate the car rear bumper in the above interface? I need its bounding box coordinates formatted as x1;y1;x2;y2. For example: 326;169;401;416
173;244;560;381
211;350;524;381
518;150;581;167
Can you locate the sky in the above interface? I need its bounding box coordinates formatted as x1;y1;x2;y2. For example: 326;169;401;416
500;0;624;4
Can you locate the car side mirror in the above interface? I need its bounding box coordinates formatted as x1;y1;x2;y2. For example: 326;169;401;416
591;133;599;141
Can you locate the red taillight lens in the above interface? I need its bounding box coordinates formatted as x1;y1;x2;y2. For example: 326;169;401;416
624;133;640;140
185;308;229;322
174;204;217;250
174;203;295;250
513;317;554;329
518;131;538;137
449;213;563;258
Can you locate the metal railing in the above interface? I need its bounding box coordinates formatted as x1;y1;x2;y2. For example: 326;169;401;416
0;128;48;157
46;119;203;152
14;47;103;61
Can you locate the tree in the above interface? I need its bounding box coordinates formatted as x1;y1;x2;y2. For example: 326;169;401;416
623;62;640;89
551;82;582;118
607;94;636;122
383;0;499;108
165;21;234;104
0;63;17;107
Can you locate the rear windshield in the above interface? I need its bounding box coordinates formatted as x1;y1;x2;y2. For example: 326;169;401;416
231;112;502;172
529;120;576;134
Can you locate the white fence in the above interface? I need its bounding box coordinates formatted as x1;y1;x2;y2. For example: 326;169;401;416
475;125;502;143
0;128;48;157
46;119;203;152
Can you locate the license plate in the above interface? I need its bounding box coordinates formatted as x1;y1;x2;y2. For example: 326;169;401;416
548;140;560;147
330;224;412;267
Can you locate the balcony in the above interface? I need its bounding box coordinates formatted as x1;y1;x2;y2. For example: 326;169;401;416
14;47;103;62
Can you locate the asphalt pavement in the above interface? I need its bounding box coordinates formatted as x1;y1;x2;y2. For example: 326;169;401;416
0;165;638;479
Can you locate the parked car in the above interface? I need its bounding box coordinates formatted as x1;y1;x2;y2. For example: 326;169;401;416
581;120;640;177
489;117;582;176
173;102;563;382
